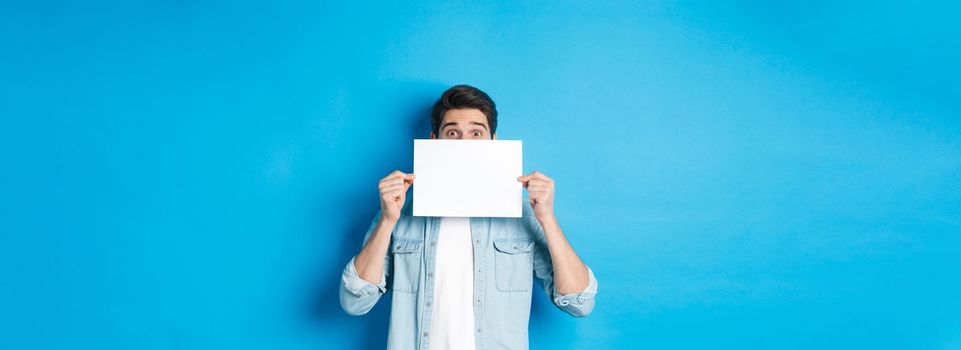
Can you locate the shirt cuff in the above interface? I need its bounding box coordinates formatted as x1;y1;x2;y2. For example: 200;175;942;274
342;256;387;297
552;265;598;306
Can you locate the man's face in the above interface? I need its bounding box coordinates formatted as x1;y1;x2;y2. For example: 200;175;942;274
431;109;496;140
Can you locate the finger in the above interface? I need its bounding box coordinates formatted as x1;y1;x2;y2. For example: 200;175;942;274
381;183;404;193
379;178;402;187
528;179;552;188
381;171;412;183
380;174;401;184
522;171;546;179
519;175;535;186
527;187;551;194
529;171;552;182
528;190;549;198
381;191;402;202
380;179;404;191
530;188;553;197
385;189;404;200
379;178;403;189
528;180;552;188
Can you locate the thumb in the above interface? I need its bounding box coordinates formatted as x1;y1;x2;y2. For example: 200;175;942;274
518;176;530;186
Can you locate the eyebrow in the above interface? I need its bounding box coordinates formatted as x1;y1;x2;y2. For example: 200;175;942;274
441;121;489;132
470;122;489;131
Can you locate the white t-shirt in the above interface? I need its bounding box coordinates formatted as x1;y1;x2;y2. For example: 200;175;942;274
428;217;476;350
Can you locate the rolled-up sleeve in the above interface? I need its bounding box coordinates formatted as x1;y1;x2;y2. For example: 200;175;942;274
550;264;597;317
339;211;390;316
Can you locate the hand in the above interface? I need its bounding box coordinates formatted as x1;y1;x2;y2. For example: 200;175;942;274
517;170;555;222
379;170;415;223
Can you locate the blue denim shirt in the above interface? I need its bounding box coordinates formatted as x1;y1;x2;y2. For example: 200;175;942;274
339;199;598;349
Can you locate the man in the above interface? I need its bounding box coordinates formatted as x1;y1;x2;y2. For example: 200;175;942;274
339;85;598;349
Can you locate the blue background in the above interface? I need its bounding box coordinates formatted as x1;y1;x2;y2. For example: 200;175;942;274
2;1;960;349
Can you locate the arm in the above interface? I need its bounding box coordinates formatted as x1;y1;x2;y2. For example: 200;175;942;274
339;212;392;316
538;217;591;294
520;171;598;317
353;216;397;285
339;170;415;316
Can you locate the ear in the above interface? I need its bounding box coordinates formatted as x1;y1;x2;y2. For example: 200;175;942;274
430;132;436;139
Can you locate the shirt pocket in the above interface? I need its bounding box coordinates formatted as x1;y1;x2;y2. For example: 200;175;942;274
492;238;535;292
390;238;423;293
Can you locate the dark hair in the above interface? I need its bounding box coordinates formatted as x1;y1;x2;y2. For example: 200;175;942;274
430;84;498;137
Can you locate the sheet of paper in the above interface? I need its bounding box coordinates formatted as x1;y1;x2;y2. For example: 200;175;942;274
413;139;523;217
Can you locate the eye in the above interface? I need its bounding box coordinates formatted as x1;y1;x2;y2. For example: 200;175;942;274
472;131;482;137
447;130;457;137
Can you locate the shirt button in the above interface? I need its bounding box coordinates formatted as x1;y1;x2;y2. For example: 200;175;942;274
395;245;401;250
428;272;433;278
424;332;429;337
477;329;482;333
426;302;431;306
474;239;480;244
431;242;436;246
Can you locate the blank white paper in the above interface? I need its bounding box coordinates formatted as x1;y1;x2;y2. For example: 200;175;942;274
413;139;522;217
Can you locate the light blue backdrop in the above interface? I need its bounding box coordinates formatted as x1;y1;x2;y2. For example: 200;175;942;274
2;1;960;349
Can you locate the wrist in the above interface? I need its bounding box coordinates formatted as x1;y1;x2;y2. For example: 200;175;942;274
535;213;557;225
380;216;399;226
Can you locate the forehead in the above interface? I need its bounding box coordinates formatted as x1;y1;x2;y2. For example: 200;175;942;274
441;109;489;128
